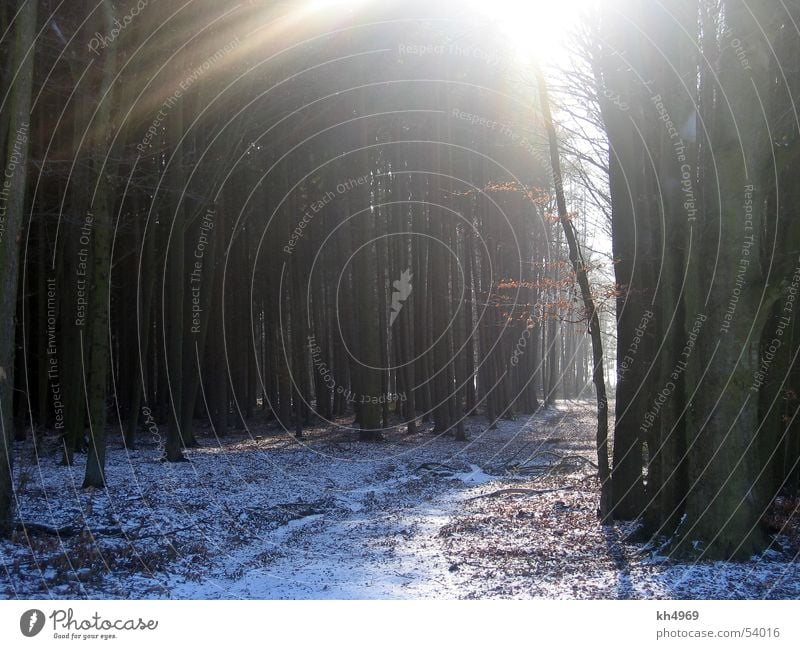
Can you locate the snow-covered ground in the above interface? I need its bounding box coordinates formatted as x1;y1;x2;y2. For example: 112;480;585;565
1;402;798;599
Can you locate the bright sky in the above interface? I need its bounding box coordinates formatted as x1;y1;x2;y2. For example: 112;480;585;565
308;0;597;65
466;0;597;64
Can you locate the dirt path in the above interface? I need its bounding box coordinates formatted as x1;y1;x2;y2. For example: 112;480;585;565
2;402;798;599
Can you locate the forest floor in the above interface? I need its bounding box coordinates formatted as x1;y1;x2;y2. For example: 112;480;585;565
1;400;799;599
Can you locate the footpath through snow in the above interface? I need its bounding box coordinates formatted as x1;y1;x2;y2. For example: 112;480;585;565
2;402;798;599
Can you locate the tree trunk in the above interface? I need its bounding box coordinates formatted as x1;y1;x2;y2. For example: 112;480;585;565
0;0;36;534
537;65;612;521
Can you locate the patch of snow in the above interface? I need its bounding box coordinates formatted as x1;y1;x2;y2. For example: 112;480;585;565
452;464;496;485
2;401;798;600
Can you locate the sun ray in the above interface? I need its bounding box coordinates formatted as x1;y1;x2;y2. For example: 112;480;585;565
465;0;597;64
305;0;597;66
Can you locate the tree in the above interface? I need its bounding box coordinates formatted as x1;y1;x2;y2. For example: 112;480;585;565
592;0;800;558
537;64;612;521
82;0;122;488
0;0;36;534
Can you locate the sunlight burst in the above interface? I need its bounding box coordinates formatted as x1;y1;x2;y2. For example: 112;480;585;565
466;0;597;64
306;0;597;66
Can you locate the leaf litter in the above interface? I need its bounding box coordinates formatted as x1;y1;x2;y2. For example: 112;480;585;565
1;401;798;599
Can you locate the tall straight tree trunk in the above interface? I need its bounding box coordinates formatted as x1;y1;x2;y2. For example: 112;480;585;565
180;204;218;442
125;200;156;448
637;0;695;540
0;0;36;534
389;132;417;434
430;134;452;434
60;72;94;463
35;194;48;435
674;0;776;559
353;94;382;440
207;205;229;439
592;0;651;520
463;217;478;416
411;156;432;420
164;72;186;461
83;0;119;488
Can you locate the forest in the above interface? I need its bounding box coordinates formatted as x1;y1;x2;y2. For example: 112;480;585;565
1;0;800;600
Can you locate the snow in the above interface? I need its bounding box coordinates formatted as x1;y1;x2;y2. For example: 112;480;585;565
1;401;798;599
453;464;497;484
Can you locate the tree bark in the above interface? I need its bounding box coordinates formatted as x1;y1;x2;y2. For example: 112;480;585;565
83;0;119;488
537;65;612;521
0;0;36;534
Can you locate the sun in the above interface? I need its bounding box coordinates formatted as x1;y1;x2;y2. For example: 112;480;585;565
466;0;597;65
307;0;596;66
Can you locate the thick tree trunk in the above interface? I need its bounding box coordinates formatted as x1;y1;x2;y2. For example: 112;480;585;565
592;0;652;521
0;0;36;534
83;0;119;488
670;0;777;560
